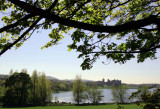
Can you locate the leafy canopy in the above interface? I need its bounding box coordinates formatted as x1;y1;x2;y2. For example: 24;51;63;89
0;0;160;70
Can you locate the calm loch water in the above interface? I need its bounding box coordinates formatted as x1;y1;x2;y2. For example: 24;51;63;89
52;89;139;103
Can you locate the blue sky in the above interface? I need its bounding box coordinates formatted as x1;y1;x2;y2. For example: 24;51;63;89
0;28;160;84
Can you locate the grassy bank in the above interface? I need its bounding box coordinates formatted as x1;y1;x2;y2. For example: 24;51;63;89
0;104;143;109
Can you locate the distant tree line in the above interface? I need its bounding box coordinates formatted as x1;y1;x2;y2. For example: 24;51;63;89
1;72;155;95
51;79;122;93
51;80;73;93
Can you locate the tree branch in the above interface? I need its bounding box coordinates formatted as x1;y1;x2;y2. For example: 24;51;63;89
58;0;82;14
47;0;58;11
69;0;91;19
0;0;59;56
110;0;131;11
0;14;34;33
8;0;160;33
0;17;42;56
91;45;160;54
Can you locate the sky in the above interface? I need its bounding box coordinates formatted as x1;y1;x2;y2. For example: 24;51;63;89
0;27;160;84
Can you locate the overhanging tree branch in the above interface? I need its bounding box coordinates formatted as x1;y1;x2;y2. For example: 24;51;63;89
0;14;34;33
7;0;160;33
0;17;42;56
69;0;91;18
0;0;59;56
0;0;58;34
110;0;131;11
47;0;58;11
91;45;160;54
0;0;159;70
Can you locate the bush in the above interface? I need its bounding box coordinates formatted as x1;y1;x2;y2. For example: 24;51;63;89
129;86;160;109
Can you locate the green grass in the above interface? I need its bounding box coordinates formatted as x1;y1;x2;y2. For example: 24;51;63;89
0;104;143;109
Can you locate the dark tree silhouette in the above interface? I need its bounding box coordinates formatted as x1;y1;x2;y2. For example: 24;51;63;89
3;72;32;106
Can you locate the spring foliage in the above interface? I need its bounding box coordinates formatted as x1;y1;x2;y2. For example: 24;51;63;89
0;0;160;70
